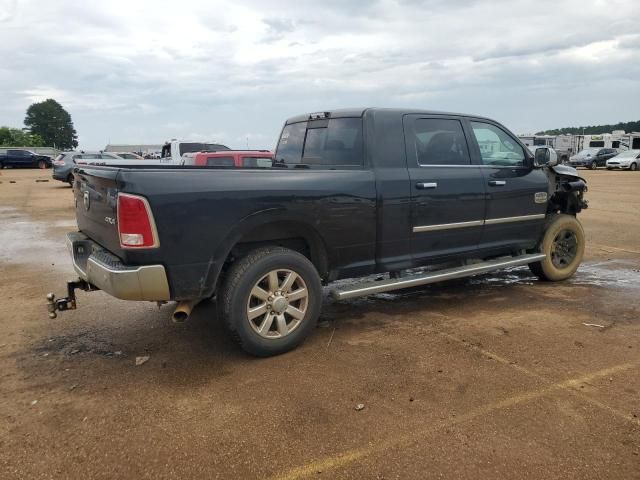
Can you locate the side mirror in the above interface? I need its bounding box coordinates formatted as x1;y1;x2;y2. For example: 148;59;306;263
534;147;558;167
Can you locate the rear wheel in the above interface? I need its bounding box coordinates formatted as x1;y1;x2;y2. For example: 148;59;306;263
631;162;638;171
529;214;585;281
37;159;47;169
67;174;74;187
219;246;322;357
590;160;597;170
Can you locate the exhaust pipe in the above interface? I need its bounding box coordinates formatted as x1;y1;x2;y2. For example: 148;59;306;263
171;300;198;324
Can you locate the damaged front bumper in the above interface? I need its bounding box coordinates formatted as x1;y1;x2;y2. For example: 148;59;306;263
47;232;171;318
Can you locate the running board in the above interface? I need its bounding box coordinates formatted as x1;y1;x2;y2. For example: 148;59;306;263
330;253;546;300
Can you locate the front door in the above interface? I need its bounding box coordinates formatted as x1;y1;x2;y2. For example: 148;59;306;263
466;120;548;252
403;115;486;264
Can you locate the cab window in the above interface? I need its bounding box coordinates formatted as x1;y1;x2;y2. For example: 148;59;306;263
470;122;526;167
411;118;470;166
275;118;363;168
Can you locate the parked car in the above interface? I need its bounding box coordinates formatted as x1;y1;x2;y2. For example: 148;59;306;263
569;148;618;169
48;108;588;357
0;149;52;169
182;150;274;167
606;149;640;171
52;151;123;186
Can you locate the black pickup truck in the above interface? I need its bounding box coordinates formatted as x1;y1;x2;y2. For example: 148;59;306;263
48;108;588;356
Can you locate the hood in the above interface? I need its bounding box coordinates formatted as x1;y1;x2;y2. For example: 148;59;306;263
551;164;586;182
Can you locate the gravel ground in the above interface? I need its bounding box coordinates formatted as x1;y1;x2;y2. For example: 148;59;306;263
0;167;638;479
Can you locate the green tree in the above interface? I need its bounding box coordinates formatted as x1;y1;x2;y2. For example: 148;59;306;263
24;99;78;149
537;119;640;136
0;126;44;147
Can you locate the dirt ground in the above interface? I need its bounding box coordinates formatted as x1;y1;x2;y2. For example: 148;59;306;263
0;167;638;480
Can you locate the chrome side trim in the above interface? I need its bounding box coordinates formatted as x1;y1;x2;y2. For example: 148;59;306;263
413;214;545;232
330;253;546;300
484;214;546;225
412;220;484;233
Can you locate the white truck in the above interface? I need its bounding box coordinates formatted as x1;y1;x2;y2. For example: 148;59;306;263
159;140;230;164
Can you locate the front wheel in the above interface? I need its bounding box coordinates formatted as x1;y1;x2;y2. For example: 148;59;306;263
631;163;638;171
219;246;322;357
529;214;585;281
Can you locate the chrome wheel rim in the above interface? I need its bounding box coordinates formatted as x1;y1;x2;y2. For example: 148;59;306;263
246;269;308;339
551;229;578;269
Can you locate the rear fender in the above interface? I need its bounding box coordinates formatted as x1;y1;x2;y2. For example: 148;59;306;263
200;209;330;297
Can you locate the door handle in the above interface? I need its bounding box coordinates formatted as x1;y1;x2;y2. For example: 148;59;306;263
416;182;438;189
488;180;506;186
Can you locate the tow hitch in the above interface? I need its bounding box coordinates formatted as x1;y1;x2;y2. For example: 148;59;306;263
46;279;95;319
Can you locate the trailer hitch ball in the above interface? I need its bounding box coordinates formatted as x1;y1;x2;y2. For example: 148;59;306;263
46;279;92;319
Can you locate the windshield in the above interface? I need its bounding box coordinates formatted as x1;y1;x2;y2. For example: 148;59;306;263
179;143;230;156
615;150;639;158
576;149;599;157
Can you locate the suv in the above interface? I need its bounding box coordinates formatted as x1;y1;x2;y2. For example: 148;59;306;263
52;151;122;186
569;148;618;169
182;150;274;167
0;149;52;169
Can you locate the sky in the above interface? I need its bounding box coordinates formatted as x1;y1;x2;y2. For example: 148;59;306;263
0;0;639;150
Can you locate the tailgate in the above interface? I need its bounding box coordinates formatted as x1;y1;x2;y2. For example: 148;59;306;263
73;166;123;255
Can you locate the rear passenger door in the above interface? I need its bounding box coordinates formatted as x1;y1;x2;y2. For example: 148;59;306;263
403;115;485;263
466;120;547;252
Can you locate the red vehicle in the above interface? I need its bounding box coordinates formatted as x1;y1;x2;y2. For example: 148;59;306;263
183;150;274;168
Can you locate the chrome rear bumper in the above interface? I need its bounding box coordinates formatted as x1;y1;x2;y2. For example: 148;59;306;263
66;232;171;301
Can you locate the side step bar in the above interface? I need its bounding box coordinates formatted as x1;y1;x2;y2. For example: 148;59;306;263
330;253;546;300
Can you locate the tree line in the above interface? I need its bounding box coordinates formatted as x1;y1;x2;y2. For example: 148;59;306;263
538;119;640;136
1;99;78;149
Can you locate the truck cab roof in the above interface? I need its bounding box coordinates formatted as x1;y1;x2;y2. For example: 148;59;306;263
284;107;492;124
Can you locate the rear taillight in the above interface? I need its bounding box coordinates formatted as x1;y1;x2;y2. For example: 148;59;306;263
117;193;159;248
53;160;66;166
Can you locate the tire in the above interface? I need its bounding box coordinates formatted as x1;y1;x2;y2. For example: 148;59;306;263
218;246;322;357
631;163;638;171
0;161;3;169
67;174;74;187
589;160;597;170
38;159;47;169
529;214;585;282
606;167;612;170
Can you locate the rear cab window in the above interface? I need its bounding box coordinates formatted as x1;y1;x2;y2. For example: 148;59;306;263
275;117;364;168
205;156;234;167
242;156;274;168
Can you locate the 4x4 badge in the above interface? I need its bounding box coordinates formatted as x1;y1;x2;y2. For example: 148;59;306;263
535;192;548;204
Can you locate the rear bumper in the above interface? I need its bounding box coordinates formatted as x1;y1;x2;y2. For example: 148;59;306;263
66;232;171;301
52;165;72;181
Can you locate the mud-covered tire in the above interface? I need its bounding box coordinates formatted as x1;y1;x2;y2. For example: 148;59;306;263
218;246;322;357
529;214;585;281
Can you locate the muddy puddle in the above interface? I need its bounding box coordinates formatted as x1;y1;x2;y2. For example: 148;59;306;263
0;206;74;267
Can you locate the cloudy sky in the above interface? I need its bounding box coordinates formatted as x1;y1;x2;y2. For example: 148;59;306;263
1;0;639;149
